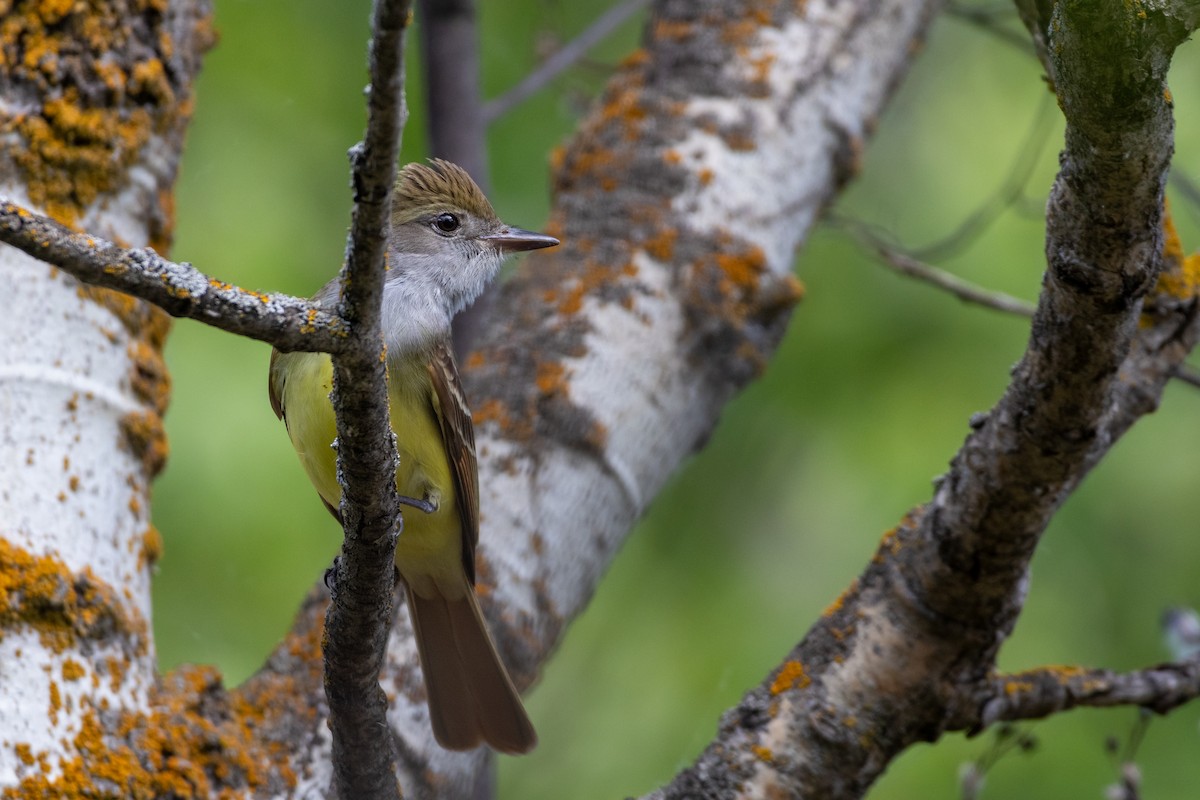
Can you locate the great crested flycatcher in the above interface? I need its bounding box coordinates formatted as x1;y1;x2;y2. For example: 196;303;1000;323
268;159;558;754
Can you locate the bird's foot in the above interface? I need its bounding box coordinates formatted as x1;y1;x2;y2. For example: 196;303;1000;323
398;494;437;514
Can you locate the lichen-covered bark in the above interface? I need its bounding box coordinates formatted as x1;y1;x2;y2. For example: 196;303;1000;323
0;0;221;795
635;4;1200;798
354;0;943;794
467;0;940;701
9;0;1197;797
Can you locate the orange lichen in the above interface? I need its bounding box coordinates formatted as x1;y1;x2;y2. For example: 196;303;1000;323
14;744;36;767
873;525;903;564
75;284;173;350
138;525;163;571
723;18;757;49
619;48;650;69
535;360;568;397
118;410;169;478
62;659;86;682
722;130;758;152
1151;202;1200;301
716;245;767;290
1;0;216;230
770;660;810;695
821;581;857;617
127;338;171;415
644;227;678;262
473;398;511;428
48;681;62;722
748;53;776;97
751;744;773;762
2;660;299;799
0;538;146;653
653;19;693;41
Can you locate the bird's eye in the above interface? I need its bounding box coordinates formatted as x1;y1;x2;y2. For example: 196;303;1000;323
433;213;460;234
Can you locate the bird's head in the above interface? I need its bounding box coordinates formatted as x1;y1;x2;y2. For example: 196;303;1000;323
388;159;558;315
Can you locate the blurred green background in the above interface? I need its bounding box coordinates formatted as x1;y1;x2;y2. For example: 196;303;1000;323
154;2;1200;797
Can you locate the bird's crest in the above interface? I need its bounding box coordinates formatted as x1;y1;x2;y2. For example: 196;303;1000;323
393;159;497;222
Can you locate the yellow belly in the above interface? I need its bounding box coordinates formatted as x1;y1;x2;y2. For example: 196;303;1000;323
274;350;465;598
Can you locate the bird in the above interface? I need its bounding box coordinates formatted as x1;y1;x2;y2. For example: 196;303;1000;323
268;159;558;754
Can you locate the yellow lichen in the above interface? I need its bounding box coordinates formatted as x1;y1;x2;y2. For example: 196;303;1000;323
770;660;810;695
0;0;216;229
1151;202;1200;301
644;227;678;262
61;659;86;682
118;410;169;478
138;525;163;570
0;538;146;653
535;360;568;397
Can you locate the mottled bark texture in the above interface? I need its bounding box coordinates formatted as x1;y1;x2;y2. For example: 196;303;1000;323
639;4;1200;799
5;0;1200;798
0;203;348;353
323;0;414;798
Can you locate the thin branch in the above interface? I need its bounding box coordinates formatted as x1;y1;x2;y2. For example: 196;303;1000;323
645;5;1199;797
910;92;1055;262
832;214;1036;316
945;1;1036;55
481;0;650;124
1171;363;1200;388
322;0;412;797
0;201;347;353
878;246;1035;316
977;659;1200;726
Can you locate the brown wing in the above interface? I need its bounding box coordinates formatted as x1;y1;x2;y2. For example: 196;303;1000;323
427;338;480;584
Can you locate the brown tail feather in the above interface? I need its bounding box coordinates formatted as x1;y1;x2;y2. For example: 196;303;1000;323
405;582;537;754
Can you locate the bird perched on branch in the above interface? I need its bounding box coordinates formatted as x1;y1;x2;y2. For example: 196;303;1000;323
269;159;558;754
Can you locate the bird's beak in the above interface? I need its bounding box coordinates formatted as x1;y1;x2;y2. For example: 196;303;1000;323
482;226;560;253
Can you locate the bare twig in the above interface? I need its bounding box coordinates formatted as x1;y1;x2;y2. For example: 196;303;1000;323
0;201;347;353
1171;363;1200;388
874;240;1035;316
832;214;1036;316
481;0;650;124
322;0;412;797
945;1;1036;54
911;92;1055;262
959;724;1037;800
978;659;1200;726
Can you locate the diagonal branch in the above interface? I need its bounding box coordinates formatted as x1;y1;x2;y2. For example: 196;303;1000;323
480;0;650;124
322;0;413;797
0;201;347;353
643;3;1200;798
832;214;1037;316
